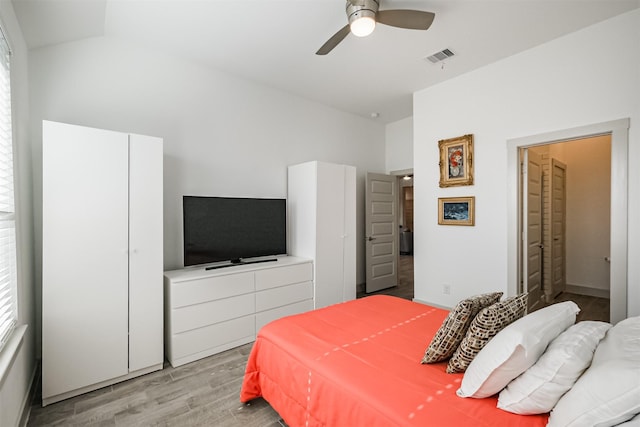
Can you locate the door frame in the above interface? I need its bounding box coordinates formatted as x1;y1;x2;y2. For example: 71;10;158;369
507;118;629;324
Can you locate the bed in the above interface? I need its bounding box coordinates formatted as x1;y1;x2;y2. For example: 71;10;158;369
240;295;549;427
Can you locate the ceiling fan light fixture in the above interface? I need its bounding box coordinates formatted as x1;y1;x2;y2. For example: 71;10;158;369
350;15;376;37
346;0;379;37
316;0;434;55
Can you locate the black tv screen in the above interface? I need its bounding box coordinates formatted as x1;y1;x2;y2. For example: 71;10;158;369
183;196;287;267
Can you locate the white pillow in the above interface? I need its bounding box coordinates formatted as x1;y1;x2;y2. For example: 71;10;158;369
497;320;611;414
457;301;579;398
548;316;640;427
618;414;640;427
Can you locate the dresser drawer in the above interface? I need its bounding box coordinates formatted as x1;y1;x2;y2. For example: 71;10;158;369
171;315;255;360
256;281;313;312
171;293;255;334
256;299;314;332
255;262;312;291
170;272;254;308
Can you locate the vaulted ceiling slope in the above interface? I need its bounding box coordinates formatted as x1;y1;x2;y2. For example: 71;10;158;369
11;0;640;123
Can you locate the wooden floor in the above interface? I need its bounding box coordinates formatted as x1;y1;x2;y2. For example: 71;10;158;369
356;255;414;300
27;255;609;426
27;344;284;427
550;291;610;322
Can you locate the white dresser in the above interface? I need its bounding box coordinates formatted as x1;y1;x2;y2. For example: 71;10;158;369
164;256;313;367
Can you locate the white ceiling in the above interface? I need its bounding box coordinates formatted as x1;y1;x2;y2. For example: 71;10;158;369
11;0;640;123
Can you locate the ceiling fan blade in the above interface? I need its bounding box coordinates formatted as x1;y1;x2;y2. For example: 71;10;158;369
316;24;351;55
377;10;435;30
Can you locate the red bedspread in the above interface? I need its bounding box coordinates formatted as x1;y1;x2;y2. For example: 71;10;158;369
240;295;549;427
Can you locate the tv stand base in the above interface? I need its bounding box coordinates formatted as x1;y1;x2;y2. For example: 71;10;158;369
205;258;277;271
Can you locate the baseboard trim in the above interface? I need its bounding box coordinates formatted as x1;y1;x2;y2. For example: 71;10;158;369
565;284;610;299
412;298;451;310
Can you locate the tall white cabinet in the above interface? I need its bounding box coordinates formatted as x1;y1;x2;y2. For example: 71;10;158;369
288;161;356;308
42;121;163;405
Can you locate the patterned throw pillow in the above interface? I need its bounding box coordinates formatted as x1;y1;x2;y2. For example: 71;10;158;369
446;293;528;373
421;292;503;364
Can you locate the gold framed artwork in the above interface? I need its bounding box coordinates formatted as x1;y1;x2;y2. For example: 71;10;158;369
439;134;474;187
438;196;475;226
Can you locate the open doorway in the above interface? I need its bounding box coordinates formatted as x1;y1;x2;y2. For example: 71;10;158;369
399;174;414;255
360;171;413;300
522;136;611;321
507;119;629;324
398;173;414;300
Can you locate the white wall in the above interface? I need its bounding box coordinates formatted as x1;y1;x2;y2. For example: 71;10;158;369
385;116;413;173
413;9;640;317
28;35;385;352
0;1;36;426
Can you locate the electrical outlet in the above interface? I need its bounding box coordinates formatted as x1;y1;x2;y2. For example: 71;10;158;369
442;284;451;295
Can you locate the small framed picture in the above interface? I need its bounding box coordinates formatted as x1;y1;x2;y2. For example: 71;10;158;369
439;134;474;187
438;196;475;226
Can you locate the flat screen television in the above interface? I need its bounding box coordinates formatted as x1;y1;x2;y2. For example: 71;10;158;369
183;196;287;268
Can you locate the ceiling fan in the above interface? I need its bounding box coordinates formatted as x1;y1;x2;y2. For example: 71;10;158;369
316;0;435;55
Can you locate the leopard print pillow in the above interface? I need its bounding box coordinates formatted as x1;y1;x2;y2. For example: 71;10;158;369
421;292;503;364
446;293;528;373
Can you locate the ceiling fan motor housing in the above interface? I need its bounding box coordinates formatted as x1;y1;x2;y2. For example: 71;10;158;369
346;0;379;24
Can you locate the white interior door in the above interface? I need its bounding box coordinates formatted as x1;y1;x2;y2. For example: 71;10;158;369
365;172;397;293
42;121;129;400
523;149;543;312
549;159;567;301
128;134;164;372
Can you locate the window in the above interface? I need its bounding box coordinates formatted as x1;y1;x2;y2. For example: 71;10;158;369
0;27;16;353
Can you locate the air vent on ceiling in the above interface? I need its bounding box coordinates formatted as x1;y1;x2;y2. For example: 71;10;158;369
425;48;455;64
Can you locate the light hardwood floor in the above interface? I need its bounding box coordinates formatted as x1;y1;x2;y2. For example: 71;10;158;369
551;291;610;322
27;256;609;426
27;344;284;427
356;255;414;300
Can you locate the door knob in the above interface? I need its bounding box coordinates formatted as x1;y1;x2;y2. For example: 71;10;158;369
367;236;376;241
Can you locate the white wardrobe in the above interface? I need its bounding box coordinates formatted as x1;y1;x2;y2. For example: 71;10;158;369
42;121;163;405
287;161;356;308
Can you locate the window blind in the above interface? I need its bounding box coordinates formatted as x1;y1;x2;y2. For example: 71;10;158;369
0;27;16;352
